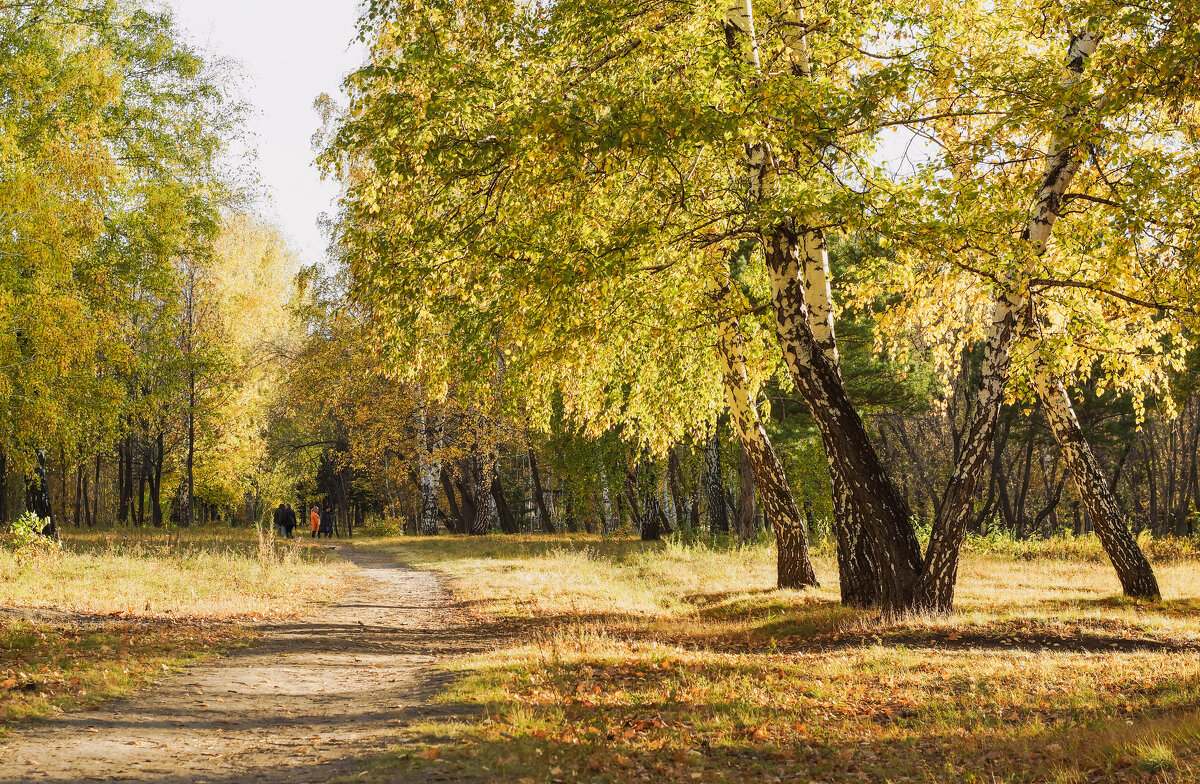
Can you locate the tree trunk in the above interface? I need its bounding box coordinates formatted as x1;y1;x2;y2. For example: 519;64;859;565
24;449;53;523
715;284;818;586
416;405;441;535
736;441;756;544
490;463;519;534
703;432;728;534
119;433;133;526
74;466;83;527
765;223;917;611
81;466;93;528
442;466;466;533
0;449;6;526
1033;363;1159;599
458;458;491;536
667;447;689;531
623;468;647;537
149;433;164;528
913;29;1099;611
92;452;101;527
137;452;146;528
528;449;555;533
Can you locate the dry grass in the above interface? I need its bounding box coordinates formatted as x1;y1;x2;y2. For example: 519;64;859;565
0;526;352;729
0;526;349;619
359;533;1200;784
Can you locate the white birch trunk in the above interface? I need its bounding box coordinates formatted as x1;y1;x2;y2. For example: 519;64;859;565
764;228;924;611
1031;358;1159;598
916;29;1100;611
415;402;440;536
714;278;818;587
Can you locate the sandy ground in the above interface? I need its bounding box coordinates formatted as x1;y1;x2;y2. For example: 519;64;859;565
0;545;468;783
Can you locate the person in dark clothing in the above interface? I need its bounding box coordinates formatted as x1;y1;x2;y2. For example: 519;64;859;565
283;504;297;538
319;506;334;539
272;503;287;538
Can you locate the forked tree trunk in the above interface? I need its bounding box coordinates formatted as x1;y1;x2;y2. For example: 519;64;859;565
715;282;818;587
1033;362;1159;599
916;29;1100;612
764;223;918;610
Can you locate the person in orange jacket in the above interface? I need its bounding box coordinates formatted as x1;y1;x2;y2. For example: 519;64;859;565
310;506;320;538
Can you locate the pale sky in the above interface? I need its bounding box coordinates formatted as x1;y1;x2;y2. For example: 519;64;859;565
166;1;364;267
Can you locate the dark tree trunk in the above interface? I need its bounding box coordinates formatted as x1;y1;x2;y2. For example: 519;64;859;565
703;432;728;534
1173;410;1200;537
442;466;465;534
736;440;756;544
490;471;519;534
81;467;93;528
623;469;644;534
118;438;129;526
765;224;921;614
184;371;196;528
0;449;6;526
528;450;555;533
456;458;490;536
667;447;688;531
24;449;53;525
74;466;83;527
149;433;164;528
1033;480;1065;536
92;453;101;527
137;452;146;528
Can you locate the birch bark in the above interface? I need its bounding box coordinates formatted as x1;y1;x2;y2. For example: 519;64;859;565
765;225;919;608
714;278;818;587
776;5;881;605
415;402;441;536
1031;356;1160;598
915;30;1100;611
704;432;729;534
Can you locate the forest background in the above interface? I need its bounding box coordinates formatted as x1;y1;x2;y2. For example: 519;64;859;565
2;0;1199;610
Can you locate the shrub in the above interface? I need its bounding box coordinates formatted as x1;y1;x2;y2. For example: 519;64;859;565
3;512;62;562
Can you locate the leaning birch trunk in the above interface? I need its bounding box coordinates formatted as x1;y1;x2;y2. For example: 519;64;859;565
773;6;883;606
714;280;818;587
800;227;880;607
915;29;1100;612
1032;359;1160;599
765;224;920;610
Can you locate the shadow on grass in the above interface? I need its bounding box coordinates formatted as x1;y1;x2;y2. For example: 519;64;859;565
374;659;1200;784
432;597;1200;656
1032;595;1200;616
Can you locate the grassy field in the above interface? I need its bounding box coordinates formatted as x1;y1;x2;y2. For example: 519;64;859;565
0;526;351;726
358;534;1200;784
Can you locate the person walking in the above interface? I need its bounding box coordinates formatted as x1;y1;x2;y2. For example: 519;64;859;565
273;503;287;538
283;504;297;538
310;506;321;538
319;505;335;539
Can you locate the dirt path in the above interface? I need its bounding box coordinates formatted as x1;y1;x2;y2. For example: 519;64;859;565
0;545;467;783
